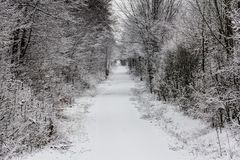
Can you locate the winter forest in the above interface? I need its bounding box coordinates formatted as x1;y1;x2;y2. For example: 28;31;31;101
0;0;240;160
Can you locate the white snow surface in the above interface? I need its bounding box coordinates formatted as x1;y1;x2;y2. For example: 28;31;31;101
14;64;192;160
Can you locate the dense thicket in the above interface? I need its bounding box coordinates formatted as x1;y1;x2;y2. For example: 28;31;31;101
0;0;114;159
120;0;240;128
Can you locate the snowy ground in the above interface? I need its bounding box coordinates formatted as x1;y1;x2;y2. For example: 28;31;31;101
13;63;239;160
14;64;192;160
132;78;240;160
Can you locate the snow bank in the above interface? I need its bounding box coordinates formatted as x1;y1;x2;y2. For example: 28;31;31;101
12;92;95;160
132;80;240;160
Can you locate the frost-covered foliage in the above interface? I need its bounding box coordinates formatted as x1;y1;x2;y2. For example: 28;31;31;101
133;81;240;160
0;0;114;159
121;0;240;132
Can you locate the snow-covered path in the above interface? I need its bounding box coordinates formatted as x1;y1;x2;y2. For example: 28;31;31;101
16;64;191;160
80;64;189;160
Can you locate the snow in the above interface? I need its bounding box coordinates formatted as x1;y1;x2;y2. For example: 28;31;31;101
132;79;240;160
14;63;191;160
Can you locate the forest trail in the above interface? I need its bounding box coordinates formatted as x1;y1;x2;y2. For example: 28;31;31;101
77;63;189;160
16;63;190;160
